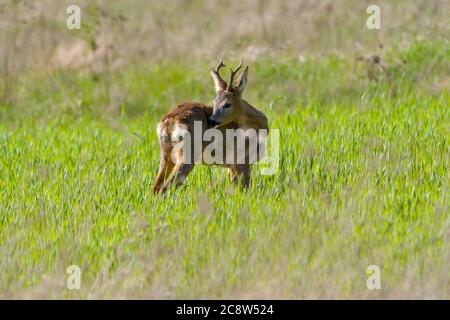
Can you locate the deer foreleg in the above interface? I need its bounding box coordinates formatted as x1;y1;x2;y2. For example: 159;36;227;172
229;165;251;189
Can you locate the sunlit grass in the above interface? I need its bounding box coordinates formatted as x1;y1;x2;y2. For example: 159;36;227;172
0;40;448;298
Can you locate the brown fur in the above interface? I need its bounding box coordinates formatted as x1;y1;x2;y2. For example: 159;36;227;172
161;102;212;123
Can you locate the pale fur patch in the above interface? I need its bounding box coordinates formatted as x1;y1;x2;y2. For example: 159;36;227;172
171;122;189;144
156;122;170;144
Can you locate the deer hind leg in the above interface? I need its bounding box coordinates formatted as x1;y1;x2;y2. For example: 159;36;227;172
153;156;175;195
228;164;251;189
160;163;195;195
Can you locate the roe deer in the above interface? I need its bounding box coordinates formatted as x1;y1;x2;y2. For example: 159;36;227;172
153;59;268;195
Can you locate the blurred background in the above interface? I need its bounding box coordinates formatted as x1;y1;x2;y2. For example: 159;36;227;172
1;0;448;67
0;0;448;117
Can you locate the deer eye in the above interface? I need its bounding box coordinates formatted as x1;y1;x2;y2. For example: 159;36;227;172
223;103;232;109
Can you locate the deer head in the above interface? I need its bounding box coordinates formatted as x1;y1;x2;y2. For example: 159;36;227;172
208;59;249;127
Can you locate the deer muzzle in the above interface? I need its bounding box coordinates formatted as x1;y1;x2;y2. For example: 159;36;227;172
207;117;220;127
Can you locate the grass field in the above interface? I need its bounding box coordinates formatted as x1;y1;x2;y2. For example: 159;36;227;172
0;37;448;298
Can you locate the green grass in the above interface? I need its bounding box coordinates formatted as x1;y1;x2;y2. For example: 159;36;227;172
0;40;449;298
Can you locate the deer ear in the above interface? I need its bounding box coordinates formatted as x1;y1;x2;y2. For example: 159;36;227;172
210;68;227;93
233;66;248;94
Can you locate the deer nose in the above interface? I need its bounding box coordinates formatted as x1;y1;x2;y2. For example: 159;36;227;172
207;117;220;127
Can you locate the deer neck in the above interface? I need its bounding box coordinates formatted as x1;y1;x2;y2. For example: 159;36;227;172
233;98;268;130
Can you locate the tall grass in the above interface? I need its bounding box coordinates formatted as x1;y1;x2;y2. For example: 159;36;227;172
0;40;448;298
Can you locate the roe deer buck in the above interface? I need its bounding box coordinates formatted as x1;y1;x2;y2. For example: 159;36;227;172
153;59;268;195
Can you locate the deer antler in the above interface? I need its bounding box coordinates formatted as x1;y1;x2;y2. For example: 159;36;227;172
210;58;227;90
227;59;243;91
